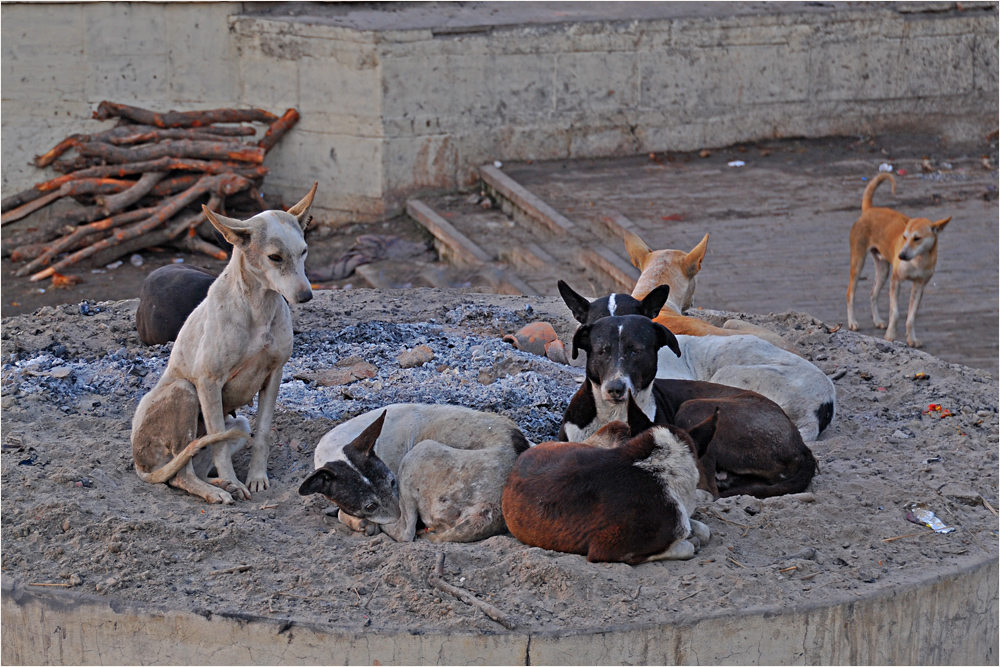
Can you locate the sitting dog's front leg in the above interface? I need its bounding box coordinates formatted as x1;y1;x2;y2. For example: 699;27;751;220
196;377;251;500
246;367;282;493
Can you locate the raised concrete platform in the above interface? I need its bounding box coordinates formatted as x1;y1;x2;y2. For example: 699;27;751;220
2;2;997;224
3;556;997;665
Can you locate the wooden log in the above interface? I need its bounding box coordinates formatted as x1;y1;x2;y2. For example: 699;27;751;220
51;157;103;173
88;195;222;267
33;125;151;167
14;207;158;274
1;175;77;213
30;175;249;280
0;191;63;227
257;108;299;152
1;178;134;227
5;158;267;215
148;174;201;198
68;157;268;180
93;102;278;128
108;127;257;145
77;140;265;165
174;231;228;261
96;171;167;210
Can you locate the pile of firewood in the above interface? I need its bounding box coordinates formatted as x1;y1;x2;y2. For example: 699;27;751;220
1;101;299;282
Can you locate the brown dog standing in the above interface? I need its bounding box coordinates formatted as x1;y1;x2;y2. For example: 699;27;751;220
847;173;951;348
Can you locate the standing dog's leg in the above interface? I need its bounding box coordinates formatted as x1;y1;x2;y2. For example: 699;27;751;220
847;234;868;331
884;271;902;342
869;254;890;329
246;366;283;493
905;280;926;348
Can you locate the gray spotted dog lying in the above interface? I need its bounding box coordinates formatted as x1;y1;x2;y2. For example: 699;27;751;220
300;403;530;542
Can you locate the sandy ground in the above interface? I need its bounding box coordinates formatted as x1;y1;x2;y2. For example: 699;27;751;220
1;287;997;634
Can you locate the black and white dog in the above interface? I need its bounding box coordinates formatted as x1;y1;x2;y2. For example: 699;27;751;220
558;281;835;441
557;301;816;499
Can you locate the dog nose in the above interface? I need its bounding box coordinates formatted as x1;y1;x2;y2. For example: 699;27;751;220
296;288;313;303
606;378;627;401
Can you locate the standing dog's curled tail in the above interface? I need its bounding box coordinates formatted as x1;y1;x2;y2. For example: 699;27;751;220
136;427;248;484
861;173;897;213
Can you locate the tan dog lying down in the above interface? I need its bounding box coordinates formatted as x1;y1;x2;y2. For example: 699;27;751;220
303;404;531;542
624;230;796;353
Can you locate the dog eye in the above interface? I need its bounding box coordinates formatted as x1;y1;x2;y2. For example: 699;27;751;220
301;249;308;257
268;254;283;263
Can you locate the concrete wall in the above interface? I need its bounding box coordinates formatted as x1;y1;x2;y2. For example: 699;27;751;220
2;557;997;665
2;2;997;224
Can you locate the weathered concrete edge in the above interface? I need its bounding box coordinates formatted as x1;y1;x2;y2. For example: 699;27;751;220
3;556;996;665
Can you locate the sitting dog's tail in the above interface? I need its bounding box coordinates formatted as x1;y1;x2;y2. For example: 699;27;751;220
861;173;896;213
137;427;248;485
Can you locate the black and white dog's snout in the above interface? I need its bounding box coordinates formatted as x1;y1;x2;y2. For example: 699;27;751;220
603;375;631;402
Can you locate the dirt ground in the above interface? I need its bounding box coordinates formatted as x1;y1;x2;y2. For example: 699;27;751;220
1;287;997;635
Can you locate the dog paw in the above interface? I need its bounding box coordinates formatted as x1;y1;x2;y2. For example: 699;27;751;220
848;323;859;331
205;489;235;505
210;477;251;501
874;321;887;330
245;475;269;494
908;338;922;348
883;330;897;342
690;519;711;546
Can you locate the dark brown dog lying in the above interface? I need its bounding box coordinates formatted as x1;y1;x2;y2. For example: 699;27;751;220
503;395;716;564
559;314;817;499
136;264;216;346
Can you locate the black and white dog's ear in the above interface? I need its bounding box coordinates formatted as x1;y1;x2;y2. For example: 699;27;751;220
571;323;592;360
558;280;592;324
641;284;671;319
626;392;655;436
298;467;335;496
347;410;387;457
685;407;719;458
653;321;682;357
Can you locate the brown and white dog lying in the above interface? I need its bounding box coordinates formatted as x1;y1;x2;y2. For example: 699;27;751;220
301;403;530;543
503;394;715;564
559;313;817;499
847;173;951;348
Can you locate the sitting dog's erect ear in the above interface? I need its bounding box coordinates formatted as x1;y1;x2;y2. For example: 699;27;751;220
347;409;387;457
286;182;318;232
640;284;671;319
558;280;592;325
203;207;252;249
623;229;653;270
684;407;719;458
571;323;592;361
298;467;335;496
626;391;655;436
653;321;682;358
931;216;951;233
683;233;709;278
